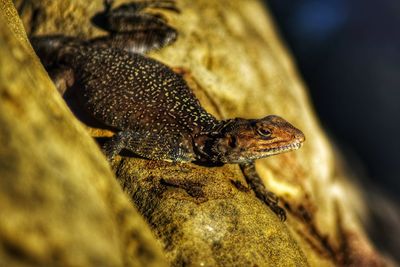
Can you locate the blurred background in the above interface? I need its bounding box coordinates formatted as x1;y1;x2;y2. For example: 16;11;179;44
265;0;400;260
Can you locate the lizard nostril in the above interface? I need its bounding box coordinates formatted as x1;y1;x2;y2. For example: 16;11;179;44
296;132;306;143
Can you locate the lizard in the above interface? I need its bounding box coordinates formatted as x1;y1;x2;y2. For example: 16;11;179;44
30;0;305;221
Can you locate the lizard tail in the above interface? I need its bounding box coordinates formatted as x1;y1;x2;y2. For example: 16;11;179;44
29;35;80;67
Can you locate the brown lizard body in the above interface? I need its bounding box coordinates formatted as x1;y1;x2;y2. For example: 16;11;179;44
31;0;305;220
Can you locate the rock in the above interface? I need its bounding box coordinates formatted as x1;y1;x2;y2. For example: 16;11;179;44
0;1;168;266
5;0;389;266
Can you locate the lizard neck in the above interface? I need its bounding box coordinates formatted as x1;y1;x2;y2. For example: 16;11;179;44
191;119;236;163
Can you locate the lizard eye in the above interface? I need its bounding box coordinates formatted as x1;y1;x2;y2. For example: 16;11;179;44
256;128;272;137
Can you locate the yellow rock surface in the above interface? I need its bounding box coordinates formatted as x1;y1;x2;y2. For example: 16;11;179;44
2;0;389;266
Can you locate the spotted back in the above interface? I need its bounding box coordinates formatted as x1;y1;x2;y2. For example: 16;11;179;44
65;46;218;137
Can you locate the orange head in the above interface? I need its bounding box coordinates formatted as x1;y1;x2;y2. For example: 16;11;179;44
194;115;305;164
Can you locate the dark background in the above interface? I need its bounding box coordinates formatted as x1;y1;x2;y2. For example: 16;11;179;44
266;0;400;197
265;0;400;259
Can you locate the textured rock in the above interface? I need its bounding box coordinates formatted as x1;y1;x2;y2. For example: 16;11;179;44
7;0;390;266
0;1;168;267
112;159;308;266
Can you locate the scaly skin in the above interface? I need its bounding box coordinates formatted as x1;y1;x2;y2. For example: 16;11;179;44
193;116;304;164
30;0;305;220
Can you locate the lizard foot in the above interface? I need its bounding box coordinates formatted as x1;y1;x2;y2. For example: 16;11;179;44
92;0;179;54
110;0;180;14
253;182;287;221
265;198;287;221
240;162;287;221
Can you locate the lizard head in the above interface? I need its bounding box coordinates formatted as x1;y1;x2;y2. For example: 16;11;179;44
201;115;305;164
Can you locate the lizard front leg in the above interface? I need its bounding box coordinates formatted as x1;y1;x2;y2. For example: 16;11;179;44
92;0;179;54
102;129;196;163
240;161;287;221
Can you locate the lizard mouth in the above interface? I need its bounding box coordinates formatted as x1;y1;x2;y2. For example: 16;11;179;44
261;141;303;155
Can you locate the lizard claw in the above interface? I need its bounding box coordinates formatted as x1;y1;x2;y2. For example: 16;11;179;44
262;192;286;221
266;191;279;204
268;202;287;221
256;188;287;221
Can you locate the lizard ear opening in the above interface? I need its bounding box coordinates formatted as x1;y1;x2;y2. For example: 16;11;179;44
228;135;237;148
